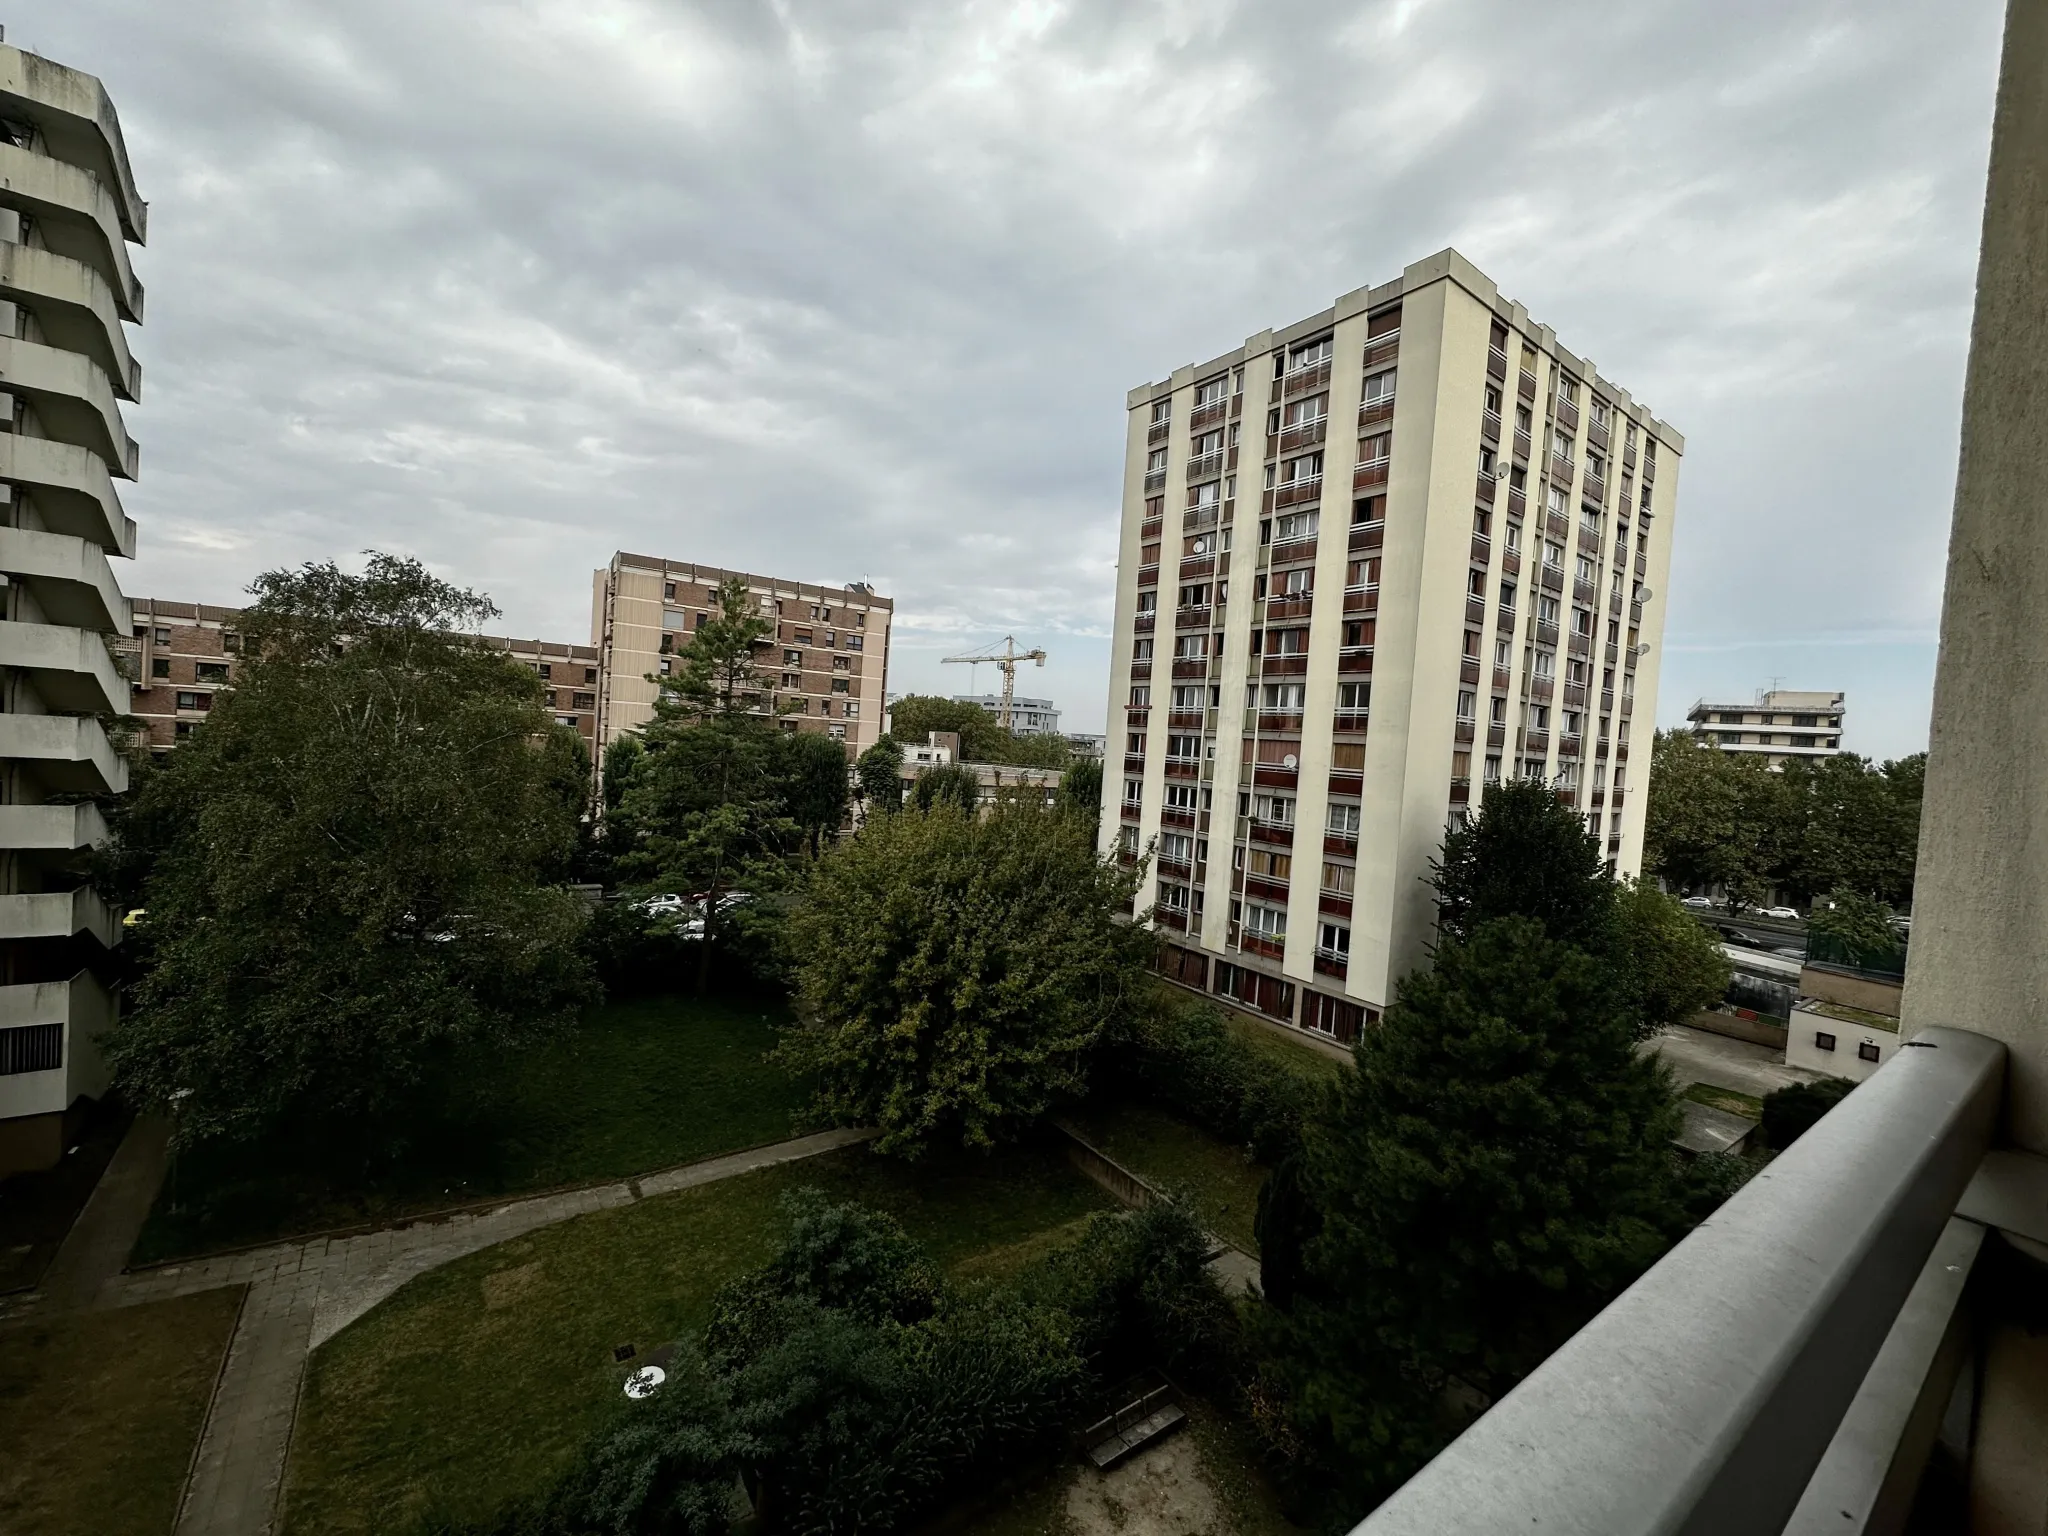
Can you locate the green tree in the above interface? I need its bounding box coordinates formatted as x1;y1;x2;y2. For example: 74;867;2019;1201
103;555;594;1150
1433;777;1614;952
1808;887;1903;968
1612;878;1732;1038
1642;730;1794;907
909;762;981;813
774;801;1153;1156
889;694;1070;768
1266;918;1682;1509
1057;755;1102;837
778;729;852;856
854;737;904;819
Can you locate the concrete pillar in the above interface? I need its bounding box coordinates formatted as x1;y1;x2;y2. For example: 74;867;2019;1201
1901;0;2048;1156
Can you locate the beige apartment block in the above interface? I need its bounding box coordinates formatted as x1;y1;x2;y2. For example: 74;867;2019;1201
591;552;892;765
1688;688;1845;768
1103;249;1682;1049
0;44;146;1174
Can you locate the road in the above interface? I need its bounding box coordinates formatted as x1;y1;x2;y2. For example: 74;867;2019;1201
1645;1023;1829;1099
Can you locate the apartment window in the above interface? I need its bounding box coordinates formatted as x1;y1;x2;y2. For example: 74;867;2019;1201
1160;832;1195;864
1531;705;1551;730
1318;922;1350;960
784;649;803;665
1544;541;1565;570
1281;452;1324;486
1484;755;1502;782
572;692;596;710
1147;448;1168;474
1563;712;1581;736
832;655;851;672
151;658;170;679
1576;556;1596;583
1500;582;1517;609
1282;393;1327;427
1467;569;1486;597
1353;494;1385;525
1276;568;1312;597
1274;509;1320;543
584;667;598;684
1195;375;1227;406
1532;650;1555;678
1261;682;1305;711
1456;691;1476;720
223;631;240;654
1551;428;1574;462
1152;398;1171;425
831;678;850;693
1136;591;1158;615
536;662;555;680
1129;685;1151;707
1158;882;1191;913
1479;445;1498;476
1124;778;1144;805
1269;627;1309;656
1164;783;1199;810
1815;1032;1837;1053
154;627;170;643
828;724;847;740
1343;620;1373;648
846;635;864;651
664;582;677;600
1538;595;1561;624
1858;1041;1881;1063
1178;584;1209;609
1321;862;1355;895
174;721;194;740
1572;608;1593;636
1327;803;1361;836
658;658;673;675
0;1021;61;1075
1348;558;1381;590
1336;681;1370;712
1494;639;1510;668
556;715;577;728
175;691;210;712
1586;450;1605;480
1505;521;1522;552
1359;432;1392;465
1167;734;1202;760
1170;685;1203;709
1244;903;1287;938
1253;793;1295;825
1556;377;1578;405
1490;696;1508;724
1287;337;1331;372
1361;368;1396;404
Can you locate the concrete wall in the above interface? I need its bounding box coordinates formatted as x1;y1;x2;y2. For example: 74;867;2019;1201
1786;1004;1899;1084
1898;0;2048;1156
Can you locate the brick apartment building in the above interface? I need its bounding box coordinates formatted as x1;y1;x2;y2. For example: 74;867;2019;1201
1106;249;1682;1049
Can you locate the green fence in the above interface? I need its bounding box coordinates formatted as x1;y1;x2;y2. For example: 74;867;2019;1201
1806;930;1907;980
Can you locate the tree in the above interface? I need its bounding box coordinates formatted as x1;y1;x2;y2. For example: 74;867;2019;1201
889;694;1069;769
854;737;904;819
778;729;852;856
1612;878;1731;1039
1057;755;1103;838
1433;777;1615;952
1808;887;1904;970
104;555;594;1151
1761;1077;1857;1150
1266;918;1682;1509
909;762;981;813
774;801;1153;1156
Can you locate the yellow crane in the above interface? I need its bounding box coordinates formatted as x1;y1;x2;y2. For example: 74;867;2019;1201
942;636;1047;731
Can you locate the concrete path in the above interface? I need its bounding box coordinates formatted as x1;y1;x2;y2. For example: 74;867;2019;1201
31;1113;171;1310
1646;1023;1826;1099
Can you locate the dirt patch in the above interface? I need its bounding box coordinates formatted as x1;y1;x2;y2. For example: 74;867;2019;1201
1064;1434;1226;1536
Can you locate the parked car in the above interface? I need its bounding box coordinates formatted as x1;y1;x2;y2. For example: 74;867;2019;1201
1772;946;1807;960
634;893;691;917
679;891;754;939
1760;905;1801;920
1681;895;1715;909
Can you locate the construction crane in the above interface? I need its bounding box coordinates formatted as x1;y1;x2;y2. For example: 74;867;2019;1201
942;636;1047;731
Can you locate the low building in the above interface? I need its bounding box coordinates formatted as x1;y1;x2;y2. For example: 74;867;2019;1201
1065;733;1107;760
893;732;1062;807
1687;690;1845;768
117;600;241;751
951;692;1062;736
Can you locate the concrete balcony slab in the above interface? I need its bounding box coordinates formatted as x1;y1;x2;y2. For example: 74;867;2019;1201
0;800;107;854
0;969;115;1122
0;141;142;320
0;526;128;631
0;619;126;715
0;432;132;554
0;46;146;243
0;336;138;477
0;884;117;947
0;242;139;398
0;712;128;796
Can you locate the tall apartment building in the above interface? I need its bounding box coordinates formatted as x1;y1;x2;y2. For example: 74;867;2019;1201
1688;689;1844;768
1103;250;1681;1047
591;552;892;765
0;44;146;1173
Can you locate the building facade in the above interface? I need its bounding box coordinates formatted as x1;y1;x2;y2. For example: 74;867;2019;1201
591;552;892;764
951;693;1062;736
1102;249;1682;1047
485;635;600;754
0;44;146;1173
1687;689;1844;767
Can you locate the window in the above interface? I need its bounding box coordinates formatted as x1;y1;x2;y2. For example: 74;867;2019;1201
1336;681;1370;712
1172;634;1205;660
1261;682;1305;712
1166;734;1202;760
175;691;210;712
1361;368;1396;404
174;721;193;740
1274;509;1319;542
1246;849;1291;881
785;649;803;665
1287;337;1331;372
572;692;597;709
1170;684;1203;709
584;667;598;683
1456;691;1476;720
1195;375;1227;406
1321;862;1355;895
1490;696;1508;724
1532;650;1555;678
1164;782;1199;810
1858;1041;1881;1063
536;662;554;680
223;631;241;654
658;658;673;675
1178;584;1210;609
831;678;850;693
1318;921;1350;958
1192;429;1224;457
1505;521;1522;552
1124;778;1144;805
1151;398;1171;425
1282;393;1327;427
1134;637;1156;661
1348;558;1380;589
832;655;851;671
1576;556;1595;583
1556;377;1578;405
153;627;170;643
1253;793;1295;825
1160;832;1194;864
1538;595;1561;624
1815;1032;1837;1053
1269;627;1309;655
1551;427;1574;462
846;634;864;651
827;724;847;740
1500;582;1517;609
1484;755;1501;782
1147;448;1168;474
1277;567;1312;596
1359;432;1392;465
1494;639;1510;668
1353;494;1385;525
556;715;577;728
1479;445;1498;475
151;658;170;679
1136;591;1158;615
1129;685;1151;707
794;628;813;644
1544;540;1565;569
1591;398;1611;428
1573;607;1593;636
1244;903;1287;938
1327;803;1361;836
1281;452;1323;486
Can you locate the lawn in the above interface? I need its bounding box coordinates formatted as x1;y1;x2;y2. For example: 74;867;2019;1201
1219;1011;1349;1081
134;992;811;1264
283;1139;1116;1535
0;1096;133;1293
1682;1082;1766;1120
0;1286;243;1536
1066;1099;1269;1254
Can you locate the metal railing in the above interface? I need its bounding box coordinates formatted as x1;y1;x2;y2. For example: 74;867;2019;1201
1354;1027;2004;1536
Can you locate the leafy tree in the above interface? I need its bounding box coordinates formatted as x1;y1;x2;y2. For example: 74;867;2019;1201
778;729;852;856
774;801;1153;1156
1808;887;1904;969
854;737;904;819
1265;918;1683;1508
1613;878;1731;1039
1434;777;1615;952
1057;755;1103;837
1761;1077;1857;1150
909;762;981;813
889;694;1069;768
104;555;594;1150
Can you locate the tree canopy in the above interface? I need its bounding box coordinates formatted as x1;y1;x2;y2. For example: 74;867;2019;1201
105;554;593;1149
774;800;1152;1156
887;695;1069;768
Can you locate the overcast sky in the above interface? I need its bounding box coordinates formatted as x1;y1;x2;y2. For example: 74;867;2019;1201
12;0;2006;755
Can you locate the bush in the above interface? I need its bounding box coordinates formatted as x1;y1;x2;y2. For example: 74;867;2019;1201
1106;994;1325;1163
1761;1077;1857;1150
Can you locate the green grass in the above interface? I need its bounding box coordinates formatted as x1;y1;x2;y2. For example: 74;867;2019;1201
1683;1082;1766;1120
283;1139;1115;1535
1066;1099;1269;1254
0;1286;243;1536
0;1097;133;1293
1220;1012;1349;1080
135;992;811;1264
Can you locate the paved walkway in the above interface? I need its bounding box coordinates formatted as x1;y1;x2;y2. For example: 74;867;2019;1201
33;1113;170;1310
1647;1023;1826;1098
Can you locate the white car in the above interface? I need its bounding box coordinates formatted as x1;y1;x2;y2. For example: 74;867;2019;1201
1760;905;1800;920
1680;896;1714;909
634;893;691;917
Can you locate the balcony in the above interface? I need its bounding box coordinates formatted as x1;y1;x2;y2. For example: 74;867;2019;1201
1338;650;1373;676
1143;470;1165;493
1486;345;1508;381
0;526;128;632
1313;951;1347;979
1167;710;1205;730
1357;399;1394;432
1136;562;1159;588
1363;333;1400;370
1156;856;1192;881
1175;605;1211;630
1283;359;1332;399
0;434;133;556
1140;516;1163;542
0;242;140;399
1146;420;1169;446
1278;419;1328;454
1133;611;1156;633
1465;595;1486;625
1554;394;1580;431
1349;521;1385;552
0;620;127;715
0;969;115;1121
1481;409;1502;444
1342;587;1378;614
0;801;107;858
1352;459;1390;492
0;713;127;796
1171;658;1208;680
1182;504;1219;532
1190;398;1226;432
1179;555;1215;580
0;336;138;477
1264;594;1313;622
1237;931;1285;960
0;140;142;322
0;884;118;948
1186;451;1225;481
1272;536;1318;566
1153;906;1189;932
1274;478;1323;510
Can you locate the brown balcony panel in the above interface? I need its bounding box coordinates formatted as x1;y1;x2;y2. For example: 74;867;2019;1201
1588;419;1610;452
1518;370;1537;400
1164;760;1199;779
1584;475;1606;505
1472;533;1492;562
1158;857;1193;880
1513;430;1533;462
1363;338;1400;370
1487;346;1508;381
1187;452;1225;481
1338;650;1374;675
1332;712;1370;737
1568;634;1592;657
1476;472;1499;504
1171;659;1208;679
1494;667;1511;691
1328;769;1364;797
1350;522;1385;551
1564;684;1587;709
1168;711;1205;729
1461;658;1482;686
1280;420;1329;454
1144;471;1166;492
1283;359;1332;399
1126;705;1150;723
1324;833;1359;858
1137;564;1160;587
1482;411;1503;446
1547;510;1571;541
1488;724;1507;748
1559;735;1582;758
1258;713;1305;734
1175;606;1212;630
1251;765;1299;789
1260;655;1309;678
1179;556;1215;580
1508;486;1528;517
1272;537;1318;565
1134;612;1156;632
1264;595;1313;621
1123;754;1146;772
1541;565;1564;593
1635;552;1648;578
1343;588;1379;613
1156;908;1189;931
1555;396;1580;431
1274;480;1323;510
1574;580;1595;606
1358;400;1395;430
1249;820;1295;848
1454;720;1476;743
1313;952;1347;979
1620;695;1635;717
1122;803;1141;822
1148;421;1170;445
1244;875;1290;904
1524;731;1549;753
1240;932;1285;961
1230;393;1242;419
1141;517;1163;540
1318;892;1354;918
1449;779;1471;805
1466;595;1486;625
1531;677;1554;701
1353;460;1390;491
1503;551;1521;577
1496;605;1517;631
1191;399;1226;431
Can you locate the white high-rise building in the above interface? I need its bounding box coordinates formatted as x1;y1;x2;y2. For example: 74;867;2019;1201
1101;250;1682;1047
1688;690;1845;767
0;43;146;1173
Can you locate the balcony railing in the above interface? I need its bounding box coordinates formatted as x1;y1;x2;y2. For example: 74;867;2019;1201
1353;1028;2004;1536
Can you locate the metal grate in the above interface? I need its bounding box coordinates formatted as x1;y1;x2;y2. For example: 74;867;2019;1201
0;1022;62;1075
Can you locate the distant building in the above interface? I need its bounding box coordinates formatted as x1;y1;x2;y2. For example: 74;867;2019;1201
1688;690;1845;768
889;731;1062;809
1065;733;1107;760
952;693;1061;736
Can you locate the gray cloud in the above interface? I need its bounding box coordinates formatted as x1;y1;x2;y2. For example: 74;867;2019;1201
9;0;2003;752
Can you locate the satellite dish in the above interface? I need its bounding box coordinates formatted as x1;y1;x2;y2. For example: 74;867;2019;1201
1637;586;1654;602
624;1366;666;1399
1283;753;1299;769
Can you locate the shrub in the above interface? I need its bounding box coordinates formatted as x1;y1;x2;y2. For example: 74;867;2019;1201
1106;993;1326;1162
1761;1077;1857;1150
